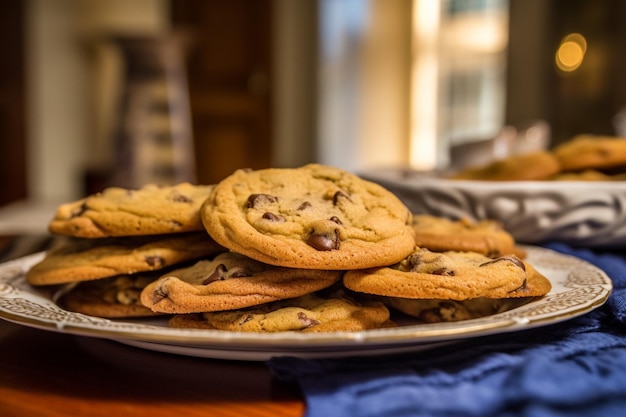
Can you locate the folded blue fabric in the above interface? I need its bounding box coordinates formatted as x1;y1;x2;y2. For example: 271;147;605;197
268;244;626;417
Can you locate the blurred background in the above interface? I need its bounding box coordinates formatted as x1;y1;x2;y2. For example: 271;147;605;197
1;0;626;207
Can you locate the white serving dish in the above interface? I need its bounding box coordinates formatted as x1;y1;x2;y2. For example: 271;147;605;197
362;168;626;248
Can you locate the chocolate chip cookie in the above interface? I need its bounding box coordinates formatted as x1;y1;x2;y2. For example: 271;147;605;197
343;248;529;300
384;297;532;323
56;271;165;318
201;164;415;270
26;232;226;286
48;183;213;238
450;150;561;181
140;251;343;314
552;134;626;172
383;261;551;322
168;290;393;332
412;215;526;258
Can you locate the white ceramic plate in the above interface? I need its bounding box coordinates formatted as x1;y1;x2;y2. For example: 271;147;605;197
0;247;612;361
362;169;626;248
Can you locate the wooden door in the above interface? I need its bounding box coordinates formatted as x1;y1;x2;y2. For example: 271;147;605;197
171;0;273;185
0;1;27;205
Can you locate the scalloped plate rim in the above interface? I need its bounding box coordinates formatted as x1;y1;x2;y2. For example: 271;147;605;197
0;246;613;359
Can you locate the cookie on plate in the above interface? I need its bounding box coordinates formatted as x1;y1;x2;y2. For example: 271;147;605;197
48;183;213;238
343;248;529;301
384;297;532;323
449;150;561;181
201;164;415;270
26;232;226;286
552;135;626;172
140;251;343;314
383;262;551;322
168;290;393;332
56;271;166;318
412;214;526;258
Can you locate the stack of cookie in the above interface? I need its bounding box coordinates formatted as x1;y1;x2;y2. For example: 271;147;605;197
26;164;551;331
450;134;626;181
344;215;551;323
140;164;417;331
26;183;226;318
138;164;549;330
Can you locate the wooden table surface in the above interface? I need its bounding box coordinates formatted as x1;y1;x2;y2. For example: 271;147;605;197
0;236;306;417
0;320;305;417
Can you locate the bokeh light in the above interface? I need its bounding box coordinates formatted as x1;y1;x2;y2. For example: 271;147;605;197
556;33;587;72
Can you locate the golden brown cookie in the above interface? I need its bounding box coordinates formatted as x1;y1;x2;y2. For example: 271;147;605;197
504;261;552;298
343;248;529;301
552;135;626;172
56;271;166;318
201;164;415;270
48;183;213;238
385;297;532;323
167;290;393;332
140;251;344;314
450;150;561;181
549;169;615;181
412;215;526;258
26;232;226;286
382;262;551;322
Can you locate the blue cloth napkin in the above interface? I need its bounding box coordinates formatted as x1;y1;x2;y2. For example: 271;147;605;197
268;243;626;417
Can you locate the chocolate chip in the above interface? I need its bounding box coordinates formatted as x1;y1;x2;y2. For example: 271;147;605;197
262;212;285;222
202;263;252;285
202;263;227;285
247;194;278;208
71;202;87;218
152;287;168;304
297;312;320;328
432;267;455;276
405;252;453;275
406;253;423;270
509;278;528;293
172;193;193;203
332;190;352;205
480;255;525;271
297;201;312;210
145;255;165;268
329;216;343;225
306;230;340;251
